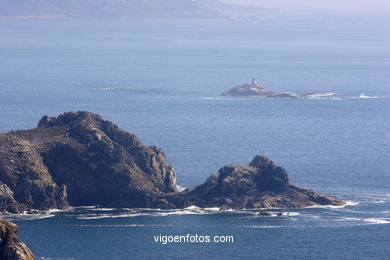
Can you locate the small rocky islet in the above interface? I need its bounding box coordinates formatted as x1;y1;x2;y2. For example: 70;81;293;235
0;111;344;213
221;78;335;99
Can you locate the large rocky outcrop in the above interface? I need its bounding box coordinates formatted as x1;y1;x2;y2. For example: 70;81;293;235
174;155;343;209
0;111;176;212
0;218;34;260
0;111;343;212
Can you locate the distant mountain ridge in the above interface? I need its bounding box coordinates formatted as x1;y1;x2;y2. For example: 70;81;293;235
0;0;235;19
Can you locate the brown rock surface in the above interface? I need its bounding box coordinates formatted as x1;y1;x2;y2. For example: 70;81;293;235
174;155;344;209
0;111;176;212
0;218;34;260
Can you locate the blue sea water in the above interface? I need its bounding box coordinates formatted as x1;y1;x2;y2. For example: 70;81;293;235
0;17;389;259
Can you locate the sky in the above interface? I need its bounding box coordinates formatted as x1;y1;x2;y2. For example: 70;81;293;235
222;0;390;14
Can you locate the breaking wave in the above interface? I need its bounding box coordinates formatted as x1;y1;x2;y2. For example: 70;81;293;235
201;93;388;101
176;185;187;192
0;208;66;221
353;93;381;99
74;206;223;220
306;200;358;209
363;218;390;224
242;225;301;229
339;217;390;225
72;207;303;220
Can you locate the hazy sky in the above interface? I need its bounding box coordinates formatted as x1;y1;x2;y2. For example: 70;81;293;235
222;0;390;14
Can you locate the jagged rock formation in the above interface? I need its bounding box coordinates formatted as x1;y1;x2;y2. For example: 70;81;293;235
0;111;343;212
0;218;34;260
0;111;176;212
0;183;21;213
173;155;344;209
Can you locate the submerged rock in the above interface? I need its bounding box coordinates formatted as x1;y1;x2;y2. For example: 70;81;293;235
0;111;344;212
0;218;34;260
257;211;283;216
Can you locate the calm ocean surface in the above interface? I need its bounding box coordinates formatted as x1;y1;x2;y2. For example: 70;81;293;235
0;17;389;259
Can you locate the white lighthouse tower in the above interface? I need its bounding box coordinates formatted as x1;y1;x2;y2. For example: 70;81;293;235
252;78;257;87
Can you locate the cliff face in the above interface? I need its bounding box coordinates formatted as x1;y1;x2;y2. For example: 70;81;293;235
0;111;343;212
0;111;177;212
0;218;34;260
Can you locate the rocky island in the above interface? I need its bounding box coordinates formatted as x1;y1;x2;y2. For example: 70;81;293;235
0;111;344;213
221;78;334;99
173;155;343;209
221;78;299;98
